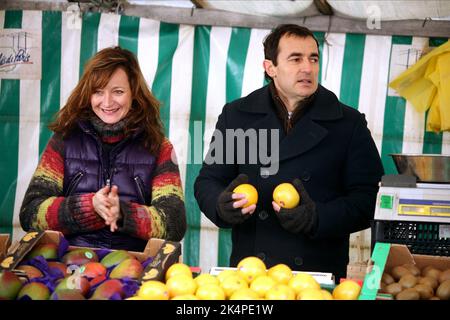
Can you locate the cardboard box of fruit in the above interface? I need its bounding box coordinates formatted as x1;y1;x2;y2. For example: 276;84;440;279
0;234;11;261
359;243;450;300
0;230;181;300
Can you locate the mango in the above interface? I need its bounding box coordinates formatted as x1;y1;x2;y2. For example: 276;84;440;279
0;271;23;300
27;243;58;260
81;262;107;279
17;282;50;300
16;265;43;280
90;275;107;287
90;279;124;300
100;250;135;268
62;248;98;266
110;258;143;280
51;289;85;300
48;261;69;277
55;275;90;297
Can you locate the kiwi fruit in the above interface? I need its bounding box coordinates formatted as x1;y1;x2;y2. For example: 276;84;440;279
438;269;450;284
396;288;420;300
381;273;395;285
402;264;420;277
413;284;433;300
418;276;439;290
385;282;403;296
391;266;412;280
422;265;435;275
399;274;418;289
436;279;450;300
422;267;441;280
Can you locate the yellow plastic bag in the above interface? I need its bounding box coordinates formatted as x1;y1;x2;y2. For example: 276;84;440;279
389;41;450;132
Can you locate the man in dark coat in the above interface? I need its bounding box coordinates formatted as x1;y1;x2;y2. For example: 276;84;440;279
194;24;384;281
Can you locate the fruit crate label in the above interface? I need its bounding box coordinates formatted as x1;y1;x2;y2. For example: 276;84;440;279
358;242;391;300
140;241;181;283
0;231;45;270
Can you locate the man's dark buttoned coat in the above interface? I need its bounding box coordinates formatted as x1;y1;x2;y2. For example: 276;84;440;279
194;84;384;280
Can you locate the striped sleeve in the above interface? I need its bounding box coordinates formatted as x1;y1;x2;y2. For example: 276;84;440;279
19;134;106;234
119;138;187;241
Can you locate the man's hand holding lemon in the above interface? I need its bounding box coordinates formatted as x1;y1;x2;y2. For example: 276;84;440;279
217;174;257;225
272;179;317;235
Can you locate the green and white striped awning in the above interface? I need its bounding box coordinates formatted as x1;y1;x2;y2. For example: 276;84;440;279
0;10;448;273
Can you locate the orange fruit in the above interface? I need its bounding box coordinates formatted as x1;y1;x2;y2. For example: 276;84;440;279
196;284;226;300
237;256;267;283
233;184;258;208
166;274;197;298
332;280;361;300
288;273;320;295
229;288;260;300
165;263;192;281
267;264;293;284
250;275;276;298
220;274;248;298
273;183;300;209
137;280;169;300
265;283;296;300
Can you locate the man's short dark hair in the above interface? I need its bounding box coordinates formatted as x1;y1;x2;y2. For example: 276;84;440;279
263;24;319;80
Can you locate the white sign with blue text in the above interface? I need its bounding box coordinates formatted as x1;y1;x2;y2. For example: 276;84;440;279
0;29;41;80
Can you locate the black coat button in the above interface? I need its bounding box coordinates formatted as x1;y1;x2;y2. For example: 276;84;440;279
258;210;268;220
257;252;266;261
301;171;311;182
294;257;303;266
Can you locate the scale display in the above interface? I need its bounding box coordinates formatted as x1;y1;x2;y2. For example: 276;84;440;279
398;199;450;217
375;184;450;223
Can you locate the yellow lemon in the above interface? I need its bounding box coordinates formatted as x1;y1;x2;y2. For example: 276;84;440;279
137;280;169;300
332;280;361;300
229;288;260;300
321;289;334;300
217;269;239;284
221;274;248;298
166;274;197;298
233;184;258;208
165;263;192;281
195;273;219;287
297;288;325;300
267;264;293;284
265;283;296;300
196;284;226;300
288;273;320;295
273;183;300;209
125;296;143;300
250;275;277;298
171;294;198;300
237;256;267;283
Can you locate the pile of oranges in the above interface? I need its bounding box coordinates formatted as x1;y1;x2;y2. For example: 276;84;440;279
129;256;361;300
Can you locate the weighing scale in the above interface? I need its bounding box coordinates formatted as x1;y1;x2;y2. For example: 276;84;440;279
372;174;450;256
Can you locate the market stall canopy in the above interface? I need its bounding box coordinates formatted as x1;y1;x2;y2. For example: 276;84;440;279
190;0;450;21
4;1;450;37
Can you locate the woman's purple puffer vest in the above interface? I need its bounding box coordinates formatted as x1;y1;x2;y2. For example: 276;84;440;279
63;121;156;252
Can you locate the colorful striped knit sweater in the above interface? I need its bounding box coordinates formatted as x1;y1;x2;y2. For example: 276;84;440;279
19;126;186;242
